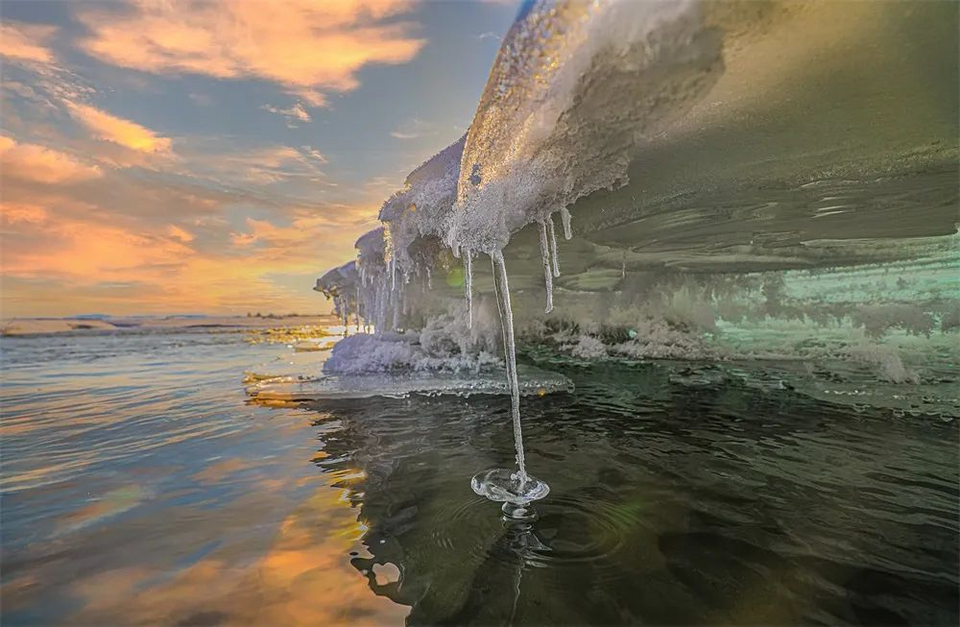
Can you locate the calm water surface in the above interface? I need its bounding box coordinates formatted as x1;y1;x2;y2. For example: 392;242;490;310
1;328;957;625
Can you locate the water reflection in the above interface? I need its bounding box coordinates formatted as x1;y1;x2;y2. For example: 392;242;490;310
64;478;407;626
284;362;958;625
1;330;409;626
2;330;957;626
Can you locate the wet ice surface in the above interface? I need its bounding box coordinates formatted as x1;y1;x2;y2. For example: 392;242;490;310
246;361;573;401
244;331;572;401
2;326;957;626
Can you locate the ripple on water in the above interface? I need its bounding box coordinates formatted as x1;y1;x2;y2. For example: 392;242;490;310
430;496;501;557
523;494;637;567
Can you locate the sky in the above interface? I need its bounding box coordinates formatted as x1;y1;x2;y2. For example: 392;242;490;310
0;0;518;317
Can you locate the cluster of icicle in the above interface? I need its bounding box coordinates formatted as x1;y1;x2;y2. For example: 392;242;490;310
315;157;575;486
315;0;717;486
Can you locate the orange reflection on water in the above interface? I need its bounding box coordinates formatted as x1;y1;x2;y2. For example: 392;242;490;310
191;458;250;484
69;473;408;626
54;485;151;534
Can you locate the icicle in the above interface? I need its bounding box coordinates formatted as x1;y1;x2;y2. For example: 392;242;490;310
390;257;397;291
559;206;573;240
491;251;527;491
491;250;528;486
426;265;432;290
464;249;474;328
379;283;386;332
490;256;510;381
391;278;402;331
355;284;361;331
621;250;626;278
377;275;389;333
538;221;554;314
336;294;348;334
547;215;560;278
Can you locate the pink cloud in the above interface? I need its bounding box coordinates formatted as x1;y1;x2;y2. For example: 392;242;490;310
66;103;173;154
77;0;426;104
0;22;58;64
0;135;103;184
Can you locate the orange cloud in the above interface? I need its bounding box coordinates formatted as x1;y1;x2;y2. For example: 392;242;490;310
166;225;195;242
0;136;103;184
0;202;49;224
232;210;376;254
0;185;373;316
263;102;312;127
66;103;172;154
76;0;425;104
0;22;57;63
0;205;194;281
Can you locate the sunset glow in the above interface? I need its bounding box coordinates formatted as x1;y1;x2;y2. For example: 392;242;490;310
0;0;515;316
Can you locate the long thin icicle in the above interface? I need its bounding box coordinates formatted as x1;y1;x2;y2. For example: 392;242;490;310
559;206;573;240
547;215;560;277
354;284;361;330
538;221;554;313
491;250;529;486
464;249;474;328
336;294;348;333
490;256;511;383
391;278;401;331
390;257;397;291
377;276;388;332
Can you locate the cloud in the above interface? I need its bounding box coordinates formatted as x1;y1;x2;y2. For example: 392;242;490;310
0;136;103;184
262;102;312;127
188;93;213;107
182;144;327;187
1;3;417;317
0;190;374;316
166;225;195;242
76;0;426;103
477;32;501;41
231;210;374;251
389;118;437;140
301;146;329;165
0;202;195;282
66;103;172;154
0;202;49;224
0;22;57;64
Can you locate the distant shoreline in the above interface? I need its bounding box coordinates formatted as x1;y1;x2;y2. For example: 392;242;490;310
0;315;339;337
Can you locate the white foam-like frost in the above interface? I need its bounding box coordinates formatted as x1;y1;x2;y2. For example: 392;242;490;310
379;135;466;279
323;303;501;375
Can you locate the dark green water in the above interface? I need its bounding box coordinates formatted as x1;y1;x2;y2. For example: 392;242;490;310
1;327;957;625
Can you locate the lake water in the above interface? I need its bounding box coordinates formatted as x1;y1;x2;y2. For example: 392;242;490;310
1;326;957;625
